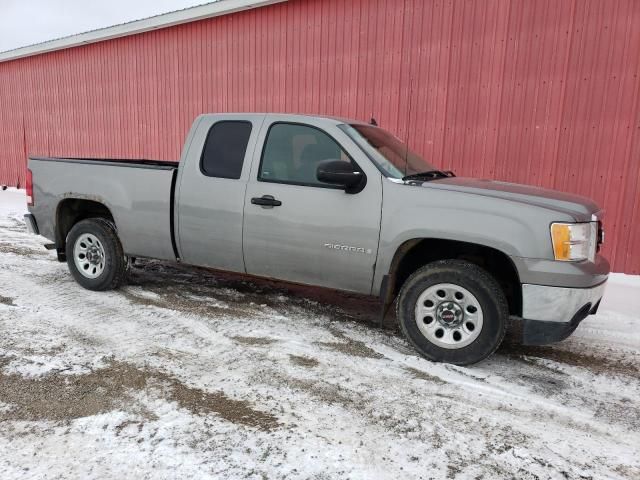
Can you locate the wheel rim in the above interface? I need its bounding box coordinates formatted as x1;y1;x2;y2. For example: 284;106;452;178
414;283;484;349
73;233;106;279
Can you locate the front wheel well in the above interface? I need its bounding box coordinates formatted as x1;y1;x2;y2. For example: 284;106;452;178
387;238;522;317
56;198;115;252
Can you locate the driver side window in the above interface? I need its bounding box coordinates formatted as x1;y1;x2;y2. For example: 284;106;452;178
259;123;352;187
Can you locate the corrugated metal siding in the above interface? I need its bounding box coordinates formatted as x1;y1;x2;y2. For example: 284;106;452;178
0;0;639;273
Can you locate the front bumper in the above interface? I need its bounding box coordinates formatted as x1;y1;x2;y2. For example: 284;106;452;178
511;255;609;288
517;281;607;345
24;213;39;235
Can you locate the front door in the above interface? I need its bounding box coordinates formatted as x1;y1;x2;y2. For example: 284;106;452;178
242;118;382;294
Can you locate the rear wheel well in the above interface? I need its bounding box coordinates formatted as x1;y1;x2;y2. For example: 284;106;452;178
388;239;522;317
56;199;115;254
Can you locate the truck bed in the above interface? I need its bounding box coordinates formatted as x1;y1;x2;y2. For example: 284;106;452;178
28;156;179;262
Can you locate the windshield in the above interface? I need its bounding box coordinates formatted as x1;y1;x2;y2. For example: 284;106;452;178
339;124;437;179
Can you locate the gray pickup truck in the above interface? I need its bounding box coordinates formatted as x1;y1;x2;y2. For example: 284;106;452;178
24;113;609;365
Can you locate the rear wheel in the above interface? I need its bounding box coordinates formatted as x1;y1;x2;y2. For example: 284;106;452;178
65;218;127;291
397;260;508;365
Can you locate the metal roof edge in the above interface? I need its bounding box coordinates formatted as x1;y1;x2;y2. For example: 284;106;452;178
0;0;287;63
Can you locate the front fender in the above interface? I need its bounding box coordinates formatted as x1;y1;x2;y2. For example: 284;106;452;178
372;182;572;295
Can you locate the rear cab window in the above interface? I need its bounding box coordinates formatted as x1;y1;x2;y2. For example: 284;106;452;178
200;121;253;179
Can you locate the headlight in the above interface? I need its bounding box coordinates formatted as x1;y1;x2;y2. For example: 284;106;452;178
550;222;597;262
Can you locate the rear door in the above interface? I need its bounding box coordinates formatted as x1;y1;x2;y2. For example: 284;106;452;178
175;114;264;272
242;117;383;294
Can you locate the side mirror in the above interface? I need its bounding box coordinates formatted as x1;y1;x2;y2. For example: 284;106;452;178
316;160;366;194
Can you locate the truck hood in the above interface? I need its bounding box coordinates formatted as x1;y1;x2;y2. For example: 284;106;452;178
421;177;600;221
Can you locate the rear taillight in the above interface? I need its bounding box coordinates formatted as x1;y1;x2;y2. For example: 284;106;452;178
26;168;34;206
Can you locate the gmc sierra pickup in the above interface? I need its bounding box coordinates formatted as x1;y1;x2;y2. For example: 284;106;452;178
24;113;609;365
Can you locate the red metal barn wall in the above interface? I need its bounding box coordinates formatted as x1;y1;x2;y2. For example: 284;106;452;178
0;0;639;273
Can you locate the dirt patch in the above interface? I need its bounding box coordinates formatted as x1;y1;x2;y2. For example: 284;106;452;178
163;378;279;430
121;287;245;318
315;328;385;359
120;289;165;309
114;419;145;436
404;366;447;385
0;242;47;257
513;354;571;376
149;348;190;362
15;344;67;357
0;361;151;422
0;360;279;431
517;373;569;395
268;371;358;408
66;328;104;348
499;343;640;378
443;365;487;382
315;341;384;359
288;355;319;368
614;464;640;479
594;398;640;431
0;295;15;306
232;336;278;346
0;355;11;369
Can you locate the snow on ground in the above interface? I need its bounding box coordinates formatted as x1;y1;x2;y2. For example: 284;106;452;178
1;188;639;479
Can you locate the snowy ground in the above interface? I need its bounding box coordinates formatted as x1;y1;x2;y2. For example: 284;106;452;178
1;188;639;480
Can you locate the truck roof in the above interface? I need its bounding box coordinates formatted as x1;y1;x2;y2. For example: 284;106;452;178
197;113;371;127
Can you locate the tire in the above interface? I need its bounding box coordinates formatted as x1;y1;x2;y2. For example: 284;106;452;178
65;218;127;291
396;260;508;365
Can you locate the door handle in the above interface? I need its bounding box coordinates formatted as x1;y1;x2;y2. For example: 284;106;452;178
251;195;282;207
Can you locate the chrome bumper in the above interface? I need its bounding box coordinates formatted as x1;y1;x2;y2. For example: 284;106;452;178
522;281;607;323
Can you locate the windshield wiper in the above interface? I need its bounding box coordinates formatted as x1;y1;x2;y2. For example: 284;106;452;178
402;170;455;182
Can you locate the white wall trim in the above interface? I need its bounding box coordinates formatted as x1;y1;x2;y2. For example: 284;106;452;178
0;0;287;63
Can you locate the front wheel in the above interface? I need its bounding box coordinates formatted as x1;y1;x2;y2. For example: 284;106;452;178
65;218;127;291
397;260;508;365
